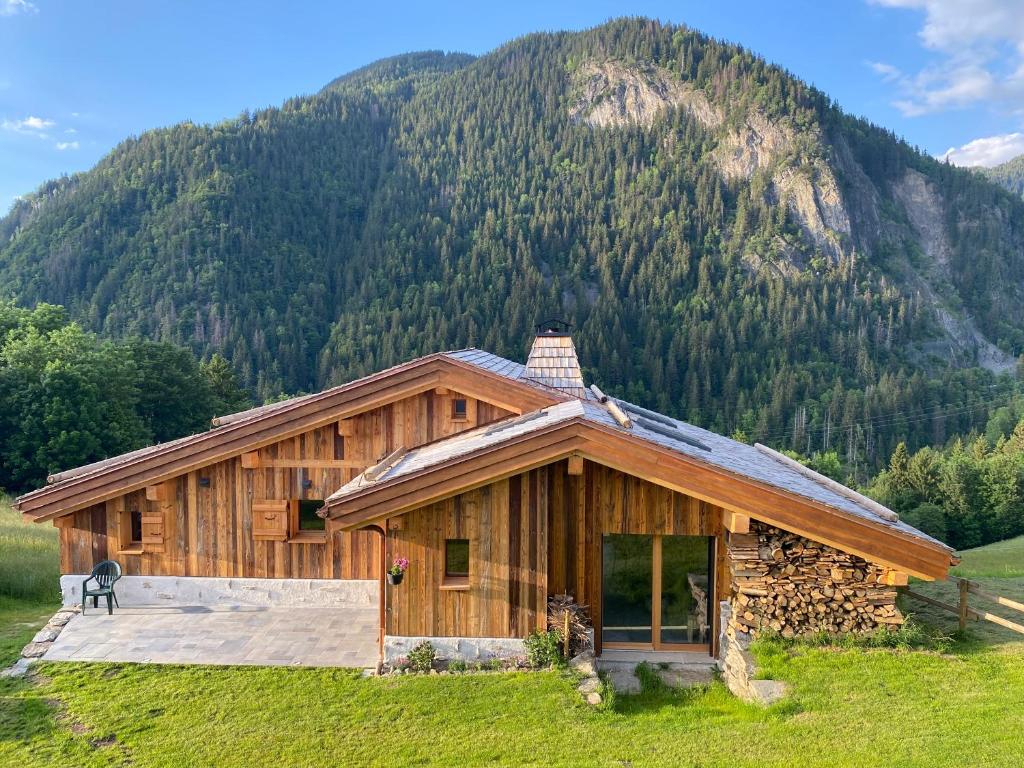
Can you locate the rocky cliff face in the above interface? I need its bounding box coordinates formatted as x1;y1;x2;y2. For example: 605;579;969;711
571;58;1017;371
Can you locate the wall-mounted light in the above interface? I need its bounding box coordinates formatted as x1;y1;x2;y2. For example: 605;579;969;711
198;477;211;487
302;478;313;490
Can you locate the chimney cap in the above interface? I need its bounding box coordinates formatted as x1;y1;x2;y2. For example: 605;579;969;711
535;318;573;337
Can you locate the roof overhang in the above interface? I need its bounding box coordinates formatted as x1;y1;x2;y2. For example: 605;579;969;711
324;418;955;581
17;354;567;523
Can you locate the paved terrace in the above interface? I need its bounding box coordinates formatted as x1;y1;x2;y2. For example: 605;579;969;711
43;604;379;668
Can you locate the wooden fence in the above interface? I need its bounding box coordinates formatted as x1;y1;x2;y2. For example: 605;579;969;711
902;577;1024;635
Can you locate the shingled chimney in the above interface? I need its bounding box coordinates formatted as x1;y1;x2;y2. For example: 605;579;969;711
524;321;587;398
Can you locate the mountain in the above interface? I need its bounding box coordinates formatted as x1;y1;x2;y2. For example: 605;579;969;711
2;18;1023;475
985;154;1024;198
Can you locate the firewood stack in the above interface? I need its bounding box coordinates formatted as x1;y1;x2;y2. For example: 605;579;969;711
727;522;902;638
547;594;592;656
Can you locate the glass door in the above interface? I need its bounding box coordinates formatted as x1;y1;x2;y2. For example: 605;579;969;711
601;534;653;646
602;534;712;651
659;535;712;647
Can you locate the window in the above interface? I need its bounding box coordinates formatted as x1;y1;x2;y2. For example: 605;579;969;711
117;509;144;554
451;398;468;421
445;538;470;579
129;510;143;544
289;499;326;542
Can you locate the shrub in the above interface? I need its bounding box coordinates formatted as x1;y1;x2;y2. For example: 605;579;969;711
524;629;562;668
447;659;467;673
407;641;436;673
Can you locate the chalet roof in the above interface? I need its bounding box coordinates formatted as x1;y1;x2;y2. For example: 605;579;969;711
325;395;951;553
16;349;566;518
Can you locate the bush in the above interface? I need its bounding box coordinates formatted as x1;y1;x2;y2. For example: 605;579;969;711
447;659;467;673
524;629;562;668
407;641;436;673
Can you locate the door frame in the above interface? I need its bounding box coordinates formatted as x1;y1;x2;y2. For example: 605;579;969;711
601;533;714;653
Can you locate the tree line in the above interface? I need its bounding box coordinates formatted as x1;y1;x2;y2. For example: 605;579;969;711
0;301;249;493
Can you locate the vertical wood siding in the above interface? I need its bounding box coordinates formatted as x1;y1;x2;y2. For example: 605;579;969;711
385;459;728;643
386;469;550;639
58;391;510;578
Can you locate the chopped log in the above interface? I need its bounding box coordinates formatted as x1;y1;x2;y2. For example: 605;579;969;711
726;521;903;638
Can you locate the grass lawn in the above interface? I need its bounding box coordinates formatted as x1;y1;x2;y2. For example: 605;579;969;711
1;499;1023;766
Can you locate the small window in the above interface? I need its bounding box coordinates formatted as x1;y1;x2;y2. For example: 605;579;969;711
452;398;468;420
129;510;143;544
297;500;326;532
445;538;470;578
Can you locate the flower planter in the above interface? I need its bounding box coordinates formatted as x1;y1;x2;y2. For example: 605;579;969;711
387;572;404;586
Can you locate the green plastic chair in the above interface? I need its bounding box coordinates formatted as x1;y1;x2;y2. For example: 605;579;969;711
82;560;122;615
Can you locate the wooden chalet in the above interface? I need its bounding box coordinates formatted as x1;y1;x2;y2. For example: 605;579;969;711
18;331;957;662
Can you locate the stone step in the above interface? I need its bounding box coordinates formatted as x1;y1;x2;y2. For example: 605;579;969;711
597;659;716;695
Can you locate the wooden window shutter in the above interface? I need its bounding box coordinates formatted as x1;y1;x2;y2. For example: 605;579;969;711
253;500;289;541
142;481;174;553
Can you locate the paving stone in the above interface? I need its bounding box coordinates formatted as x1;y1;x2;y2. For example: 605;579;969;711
32;627;61;643
748;679;789;705
602;664;642;695
0;658;35;677
41;605;379;668
21;642;51;658
657;665;714;689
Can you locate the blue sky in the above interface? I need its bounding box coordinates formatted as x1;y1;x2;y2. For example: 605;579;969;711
2;0;1024;212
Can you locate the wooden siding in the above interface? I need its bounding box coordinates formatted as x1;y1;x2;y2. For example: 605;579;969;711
547;461;728;652
385;470;549;638
385;458;728;650
58;391;511;578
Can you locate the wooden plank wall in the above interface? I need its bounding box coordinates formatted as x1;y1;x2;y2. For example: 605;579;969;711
59;391;510;578
385;458;728;646
386;468;549;638
547;460;729;652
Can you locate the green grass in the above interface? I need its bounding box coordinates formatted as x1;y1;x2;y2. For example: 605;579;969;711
953;535;1024;578
0;643;1020;767
1;500;1023;766
904;535;1024;646
0;497;60;666
0;496;59;603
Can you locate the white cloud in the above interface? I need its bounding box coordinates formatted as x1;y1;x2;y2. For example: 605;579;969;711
869;0;1024;116
55;140;79;151
1;114;55;137
64;127;77;134
0;0;37;17
941;131;1024;166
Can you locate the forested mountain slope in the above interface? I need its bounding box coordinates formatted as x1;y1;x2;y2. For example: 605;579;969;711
986;154;1024;199
3;19;1024;474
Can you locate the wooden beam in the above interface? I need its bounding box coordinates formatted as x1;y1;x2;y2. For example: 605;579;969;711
722;510;750;534
567;454;584;476
144;484;167;502
364;446;408;482
240;451;261;469
53;515;73;529
434;387;450;396
337;419;356;437
257;458;366;469
882;569;909;587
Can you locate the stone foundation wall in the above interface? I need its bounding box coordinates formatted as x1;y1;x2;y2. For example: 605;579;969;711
383;635;526;664
727;522;902;637
60;574;378;608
